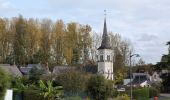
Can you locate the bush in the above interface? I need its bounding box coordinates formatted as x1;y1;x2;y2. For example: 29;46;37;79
149;87;159;98
13;90;51;100
38;80;63;100
56;70;89;95
87;75;113;100
23;90;44;100
115;94;130;100
132;88;149;100
62;96;81;100
0;67;10;100
111;88;118;97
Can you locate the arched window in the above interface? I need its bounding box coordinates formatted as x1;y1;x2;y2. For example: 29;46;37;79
107;55;110;61
100;55;103;61
96;55;98;61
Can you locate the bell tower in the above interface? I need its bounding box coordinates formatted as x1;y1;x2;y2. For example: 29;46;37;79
97;11;113;80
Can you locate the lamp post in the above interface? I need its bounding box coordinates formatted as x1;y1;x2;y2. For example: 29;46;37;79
130;53;140;100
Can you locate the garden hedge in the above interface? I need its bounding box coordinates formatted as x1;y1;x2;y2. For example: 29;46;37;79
0;67;10;100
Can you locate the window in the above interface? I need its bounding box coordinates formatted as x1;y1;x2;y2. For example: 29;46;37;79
96;55;98;61
100;55;103;61
107;55;110;61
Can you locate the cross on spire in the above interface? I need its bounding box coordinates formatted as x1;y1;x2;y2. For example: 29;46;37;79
97;10;111;50
104;10;107;18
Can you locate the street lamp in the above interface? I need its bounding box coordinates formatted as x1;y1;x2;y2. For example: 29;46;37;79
130;53;140;100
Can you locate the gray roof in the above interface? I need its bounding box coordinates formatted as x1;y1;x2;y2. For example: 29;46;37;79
127;75;149;85
0;64;22;77
20;64;44;75
19;67;32;75
53;66;75;75
98;18;111;50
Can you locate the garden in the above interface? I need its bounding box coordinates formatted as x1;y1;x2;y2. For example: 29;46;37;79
0;66;160;100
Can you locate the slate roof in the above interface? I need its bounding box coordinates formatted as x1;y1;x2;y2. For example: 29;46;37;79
19;64;42;75
127;75;149;86
80;65;98;74
0;64;22;77
98;18;112;50
19;67;32;75
52;66;75;75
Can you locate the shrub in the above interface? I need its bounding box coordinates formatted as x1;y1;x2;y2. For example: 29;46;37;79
56;70;89;95
23;90;44;100
111;88;118;97
62;96;81;100
87;75;113;100
132;88;149;100
0;67;10;100
149;87;159;98
38;80;63;100
115;94;130;100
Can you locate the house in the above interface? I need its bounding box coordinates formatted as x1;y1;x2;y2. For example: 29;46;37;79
149;71;162;82
0;64;22;77
126;73;150;87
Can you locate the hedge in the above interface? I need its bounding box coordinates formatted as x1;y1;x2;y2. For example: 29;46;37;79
132;88;149;100
126;87;159;99
13;90;45;100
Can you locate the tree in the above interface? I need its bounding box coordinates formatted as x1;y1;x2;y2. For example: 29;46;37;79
24;18;40;63
87;75;113;100
51;20;66;65
0;18;12;63
154;41;170;93
56;70;89;95
0;68;10;100
109;33;132;78
78;25;92;63
91;32;101;61
13;15;27;65
39;18;52;63
114;71;124;85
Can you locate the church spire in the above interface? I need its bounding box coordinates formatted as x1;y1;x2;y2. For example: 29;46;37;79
98;10;111;50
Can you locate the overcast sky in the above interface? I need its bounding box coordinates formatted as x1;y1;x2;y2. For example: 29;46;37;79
0;0;170;64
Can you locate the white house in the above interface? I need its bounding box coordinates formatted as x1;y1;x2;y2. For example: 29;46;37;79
150;71;162;82
126;73;150;87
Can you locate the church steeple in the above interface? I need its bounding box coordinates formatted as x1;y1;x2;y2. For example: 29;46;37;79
97;10;113;80
98;12;111;50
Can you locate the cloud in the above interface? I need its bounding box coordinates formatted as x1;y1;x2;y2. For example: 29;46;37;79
137;34;158;42
0;0;16;12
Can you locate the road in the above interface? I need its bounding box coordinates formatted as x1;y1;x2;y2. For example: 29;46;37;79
150;94;170;100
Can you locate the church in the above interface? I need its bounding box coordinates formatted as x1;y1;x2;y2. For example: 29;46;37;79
97;17;114;80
